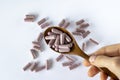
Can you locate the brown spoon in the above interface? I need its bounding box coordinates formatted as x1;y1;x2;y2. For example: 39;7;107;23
44;26;119;80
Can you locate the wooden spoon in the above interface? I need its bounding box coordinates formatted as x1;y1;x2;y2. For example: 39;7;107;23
44;26;119;80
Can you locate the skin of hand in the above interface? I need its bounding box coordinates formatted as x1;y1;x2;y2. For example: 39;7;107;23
83;44;120;80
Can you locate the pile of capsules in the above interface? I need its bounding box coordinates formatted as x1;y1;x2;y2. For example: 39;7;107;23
45;28;73;53
23;14;99;72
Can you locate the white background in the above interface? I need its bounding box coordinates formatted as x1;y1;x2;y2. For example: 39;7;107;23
0;0;120;80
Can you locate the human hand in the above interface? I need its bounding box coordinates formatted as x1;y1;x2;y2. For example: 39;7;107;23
83;44;120;80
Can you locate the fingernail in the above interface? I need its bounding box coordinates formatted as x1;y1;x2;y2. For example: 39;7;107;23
89;55;97;63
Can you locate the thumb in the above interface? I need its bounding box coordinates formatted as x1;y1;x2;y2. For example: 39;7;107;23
89;55;112;68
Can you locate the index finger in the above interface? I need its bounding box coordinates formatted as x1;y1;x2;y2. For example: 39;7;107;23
83;59;91;67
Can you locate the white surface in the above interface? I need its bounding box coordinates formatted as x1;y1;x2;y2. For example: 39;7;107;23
0;0;120;80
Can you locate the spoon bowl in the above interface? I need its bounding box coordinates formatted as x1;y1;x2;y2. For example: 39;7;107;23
44;26;119;80
44;26;89;60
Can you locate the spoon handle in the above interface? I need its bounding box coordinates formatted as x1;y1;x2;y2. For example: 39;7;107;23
99;67;119;80
78;52;119;80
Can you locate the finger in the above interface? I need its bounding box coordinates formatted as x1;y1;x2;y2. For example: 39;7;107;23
83;54;93;67
94;44;120;57
83;59;91;67
89;55;120;79
88;66;99;77
100;72;108;80
89;55;113;68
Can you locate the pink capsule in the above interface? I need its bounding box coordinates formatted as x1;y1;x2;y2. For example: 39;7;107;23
26;15;35;19
89;38;99;45
35;65;46;72
48;39;55;47
82;31;90;38
40;22;50;29
31;62;39;71
45;35;57;40
69;63;81;70
31;62;36;71
54;35;60;47
32;41;40;47
62;61;74;66
47;32;56;35
46;59;52;70
33;46;41;51
56;54;64;62
76;28;85;34
37;32;43;42
59;48;70;52
76;19;85;25
63;22;70;28
23;62;32;71
65;33;71;42
51;28;63;34
58;46;69;49
59;43;73;48
72;32;82;35
65;56;76;62
80;23;89;28
30;49;38;59
58;19;66;27
60;33;65;45
82;42;85;51
38;18;46;25
24;18;34;22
